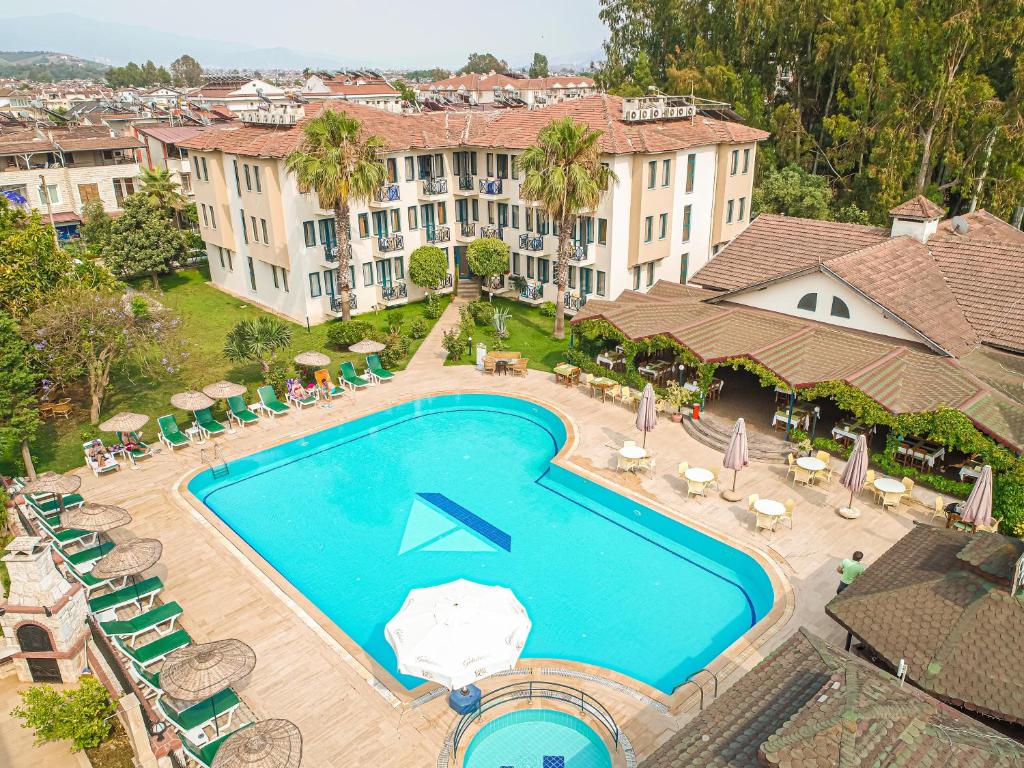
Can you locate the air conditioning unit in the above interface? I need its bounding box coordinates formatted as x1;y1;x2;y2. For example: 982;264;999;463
111;150;127;159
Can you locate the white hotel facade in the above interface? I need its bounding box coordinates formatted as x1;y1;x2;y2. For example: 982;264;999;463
179;95;766;325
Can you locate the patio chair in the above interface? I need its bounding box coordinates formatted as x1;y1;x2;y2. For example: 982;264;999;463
88;576;164;617
114;629;192;669
314;369;344;399
158;688;248;745
687;478;708;498
83;439;119;476
33;511;96;548
747;494;759;513
257;386;291;417
484;357;497;374
932;496;946;521
194;408;227;437
130;661;163;699
676;462;689;478
99;601;183;643
638;456;656;474
366;354;395;382
785;454;796;480
709;467;721;490
181;730;240;768
901;477;915;498
792;466;814;486
881;490;903;511
49;399;73;419
778;499;795;529
339;361;370;390
511;358;529;377
755;511;776;534
579;372;594;391
616;453;635;472
62;557;124;595
863;469;876;496
158;415;190;450
52;539;114;570
285;379;318;409
226;396;259;427
116;431;153;463
25;491;84;516
815;450;831;464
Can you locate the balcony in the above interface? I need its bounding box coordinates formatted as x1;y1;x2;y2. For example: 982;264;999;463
376;233;404;253
426;225;451;244
567;242;593;263
454;174;476;194
519;233;545;252
379;280;408;305
563;290;588;313
519;282;544;303
329;293;357;313
421;177;448;196
457;221;476;240
371;183;401;205
435;273;454;293
478;178;505;196
479;225;501;239
323;242;352;263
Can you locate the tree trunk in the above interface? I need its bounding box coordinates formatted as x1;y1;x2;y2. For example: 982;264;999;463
968;127;998;212
915;121;936;195
90;387;101;424
334;202;352;322
20;439;36;480
1012;203;1023;230
812;64;838;176
552;216;574;341
151;270;160;289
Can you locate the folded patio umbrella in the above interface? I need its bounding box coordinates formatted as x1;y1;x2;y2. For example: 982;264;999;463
203;380;248;400
293;351;330;367
634;383;658;448
349;339;385;354
98;412;149;433
21;471;82;514
959;464;993;529
162;639;257;736
211;719;302;768
839;434;869;513
171;390;216;411
91;538;162;580
721;418;749;501
62;502;131;532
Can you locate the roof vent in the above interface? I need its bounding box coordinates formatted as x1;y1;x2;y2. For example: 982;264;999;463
952;215;969;235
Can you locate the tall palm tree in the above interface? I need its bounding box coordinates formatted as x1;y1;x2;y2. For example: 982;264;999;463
285;109;387;321
518;117;616;339
138;166;188;219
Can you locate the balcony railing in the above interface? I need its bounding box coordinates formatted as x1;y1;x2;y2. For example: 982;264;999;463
519;282;544;300
563;291;588;312
568;243;590;261
422;177;448;195
479;178;503;195
436;273;454;290
480;225;500;239
381;281;408;301
487;274;506;291
458;174;474;191
330;293;357;312
519;233;544;251
373;183;401;203
426;225;450;243
459;221;476;237
323;242;352;262
377;233;404;252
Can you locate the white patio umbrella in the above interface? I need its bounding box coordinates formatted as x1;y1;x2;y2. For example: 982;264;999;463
385;579;531;692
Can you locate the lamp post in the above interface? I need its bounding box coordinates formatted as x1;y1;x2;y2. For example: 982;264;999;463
811;406;821;442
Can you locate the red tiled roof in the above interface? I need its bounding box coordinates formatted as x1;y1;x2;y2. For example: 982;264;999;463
54;134;143;152
136;125;211;145
425;73;596;92
889;194;945;220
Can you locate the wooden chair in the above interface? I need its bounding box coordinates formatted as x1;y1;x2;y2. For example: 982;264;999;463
38;401;55;419
484;358;497;374
512;358;529;376
778;499;795;529
605;384;621;403
50;400;73;419
747;493;759;513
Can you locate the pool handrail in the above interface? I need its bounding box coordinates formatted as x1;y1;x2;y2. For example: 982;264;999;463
449;679;620;762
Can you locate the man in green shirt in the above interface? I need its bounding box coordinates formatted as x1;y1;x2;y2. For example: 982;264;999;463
836;551;865;594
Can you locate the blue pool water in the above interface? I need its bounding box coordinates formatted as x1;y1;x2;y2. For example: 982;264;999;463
463;709;611;768
189;394;773;693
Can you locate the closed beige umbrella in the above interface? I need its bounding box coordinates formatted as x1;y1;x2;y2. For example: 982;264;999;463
171;390;216;411
203;381;247;400
91;538;162;580
212;719;302;768
21;471;82;514
62;502;131;532
293;351;330;368
98;412;150;433
349;339;385;354
162;639;257;736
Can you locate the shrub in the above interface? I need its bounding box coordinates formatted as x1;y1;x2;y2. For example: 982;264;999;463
379;331;411;369
442;328;467;361
408;245;449;291
408;317;427;339
264;358;292;398
870;451;974;499
467;300;495;326
994;470;1024;536
325;320;376;349
12;676;116;751
539;301;556;317
811;436;853;460
423;293;443;319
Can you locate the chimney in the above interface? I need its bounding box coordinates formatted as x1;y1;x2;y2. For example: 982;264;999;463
888;195;945;244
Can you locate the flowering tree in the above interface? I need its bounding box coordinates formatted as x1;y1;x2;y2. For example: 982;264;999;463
23;287;187;423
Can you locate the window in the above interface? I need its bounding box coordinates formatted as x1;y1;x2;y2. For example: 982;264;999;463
362;263;374;286
632;266;641;290
525;207;533;231
511;206;519;229
112;177;135;207
742;148;751;173
511;155;519;180
455;198;468;222
527;255;534;279
797;292;818;312
180;172;191;193
372;210;388;236
685;153;696;193
512;252;520;274
486;153;494;177
682;205;692;242
303;221;316;247
260;218;269;243
830;296;851;319
390;209;402;233
280;268;288;292
358;213;370;238
404;156;415;181
393;256;404;280
658;213;668;239
436;202;447;225
200;156;208;181
254;165;262;193
272;265;279;289
209;207;216;230
646;261;655;287
200;203;209;227
324;269;337;295
680;253;689;284
226;250;233;271
386;158;398;184
726;199;734;224
730;149;739;175
251;216;259;243
566;264;575;288
597;218;607;245
496;154;508;179
217;245;224;268
596;270;606;296
246;257;256;291
647;160;656;189
407;206;418;230
318;218;336;246
240;210;248;243
662;158;671;186
538;259;550;284
644;216;653;242
497;203;508;227
738;197;746;221
471;199;479;221
309;272;322;298
232;160;241;195
243;164;251;191
487;201;495;225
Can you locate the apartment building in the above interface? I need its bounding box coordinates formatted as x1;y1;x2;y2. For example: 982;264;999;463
300;73;403;113
179;94;765;324
417;72;597;108
0;125;142;238
135;125;211;200
190;78;290;112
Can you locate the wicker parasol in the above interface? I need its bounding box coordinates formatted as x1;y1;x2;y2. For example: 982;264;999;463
348;339;385;354
62;502;131;532
293;351;330;368
91;538;163;580
212;719;302;768
98;412;150;433
171;390;216;411
161;639;257;701
21;471;82;514
203;381;248;400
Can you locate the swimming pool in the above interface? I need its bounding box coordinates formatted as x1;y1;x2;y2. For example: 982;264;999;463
188;394;773;694
463;709;611;768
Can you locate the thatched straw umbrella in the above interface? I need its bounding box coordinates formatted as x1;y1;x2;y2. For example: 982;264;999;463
212;719;302;768
293;351;330;368
62;502;131;532
98;412;149;434
170;391;216;411
162;639;257;735
348;339;385;354
91;539;163;580
21;471;82;515
203;381;248;401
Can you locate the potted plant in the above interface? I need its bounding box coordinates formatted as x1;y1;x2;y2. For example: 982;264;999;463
664;382;697;422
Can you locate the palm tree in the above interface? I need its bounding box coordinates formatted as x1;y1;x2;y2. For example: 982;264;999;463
137;166;188;220
223;316;293;374
518;117;616;339
285;109;387;321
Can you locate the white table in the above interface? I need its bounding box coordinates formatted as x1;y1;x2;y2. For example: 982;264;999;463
619;445;647;461
796;457;826;472
896;442;945;468
754;499;786;517
959;465;982;482
772;410;809;430
873;477;906;495
684;467;713;484
185;426;206;445
683;382;700;393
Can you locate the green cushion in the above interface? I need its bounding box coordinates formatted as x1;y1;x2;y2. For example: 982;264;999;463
159;416;188;445
88;576;163;613
62;540;114;567
367;355;394;377
37;514;90;544
100;601;182;636
28;493;85;514
183;731;234;768
258;386;289;412
195;409;226;432
132;661;161;691
161;688;240;730
340;362;369;387
228;397;259;421
116;628;191;665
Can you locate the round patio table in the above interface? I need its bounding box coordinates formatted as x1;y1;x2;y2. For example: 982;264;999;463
754;499;786;517
873;477;906;495
796;456;826;472
684;467;714;484
619;445;647;461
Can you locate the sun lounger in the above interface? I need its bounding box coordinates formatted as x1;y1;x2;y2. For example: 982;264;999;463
158;415;190;449
365;354;394;382
100;601;183;643
26;491;85;515
158;688;247;744
257;385;290;417
227;396;259;427
88;576;163;617
116;431;153;463
339;361;370;390
62;556;124;595
130;661;163;698
314;369;344;399
33;510;96;548
53;539;114;569
285;379;318;409
83;439;120;476
181;729;243;767
114;629;191;668
194;408;227;437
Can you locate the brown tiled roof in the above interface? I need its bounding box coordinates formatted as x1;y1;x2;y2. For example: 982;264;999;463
889;194;945;220
54;134;143;152
826;526;1024;725
178;95;767;158
0;136;55;154
135;125;211;145
639;628;1024;768
571;282;1024;449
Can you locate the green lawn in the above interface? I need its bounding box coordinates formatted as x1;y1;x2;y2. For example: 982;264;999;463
3;267;449;475
448;297;570;372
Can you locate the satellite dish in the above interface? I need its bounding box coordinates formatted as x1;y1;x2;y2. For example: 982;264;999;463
951;215;969;235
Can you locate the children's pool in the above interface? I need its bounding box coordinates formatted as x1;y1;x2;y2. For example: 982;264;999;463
188;394;774;693
463;709;611;768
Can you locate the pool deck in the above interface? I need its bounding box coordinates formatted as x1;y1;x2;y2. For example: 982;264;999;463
4;300;927;767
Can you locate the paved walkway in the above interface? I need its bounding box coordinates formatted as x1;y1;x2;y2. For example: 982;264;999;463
0;677;90;768
4;328;931;768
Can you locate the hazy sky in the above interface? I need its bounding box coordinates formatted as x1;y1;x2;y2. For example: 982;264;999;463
0;1;609;66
